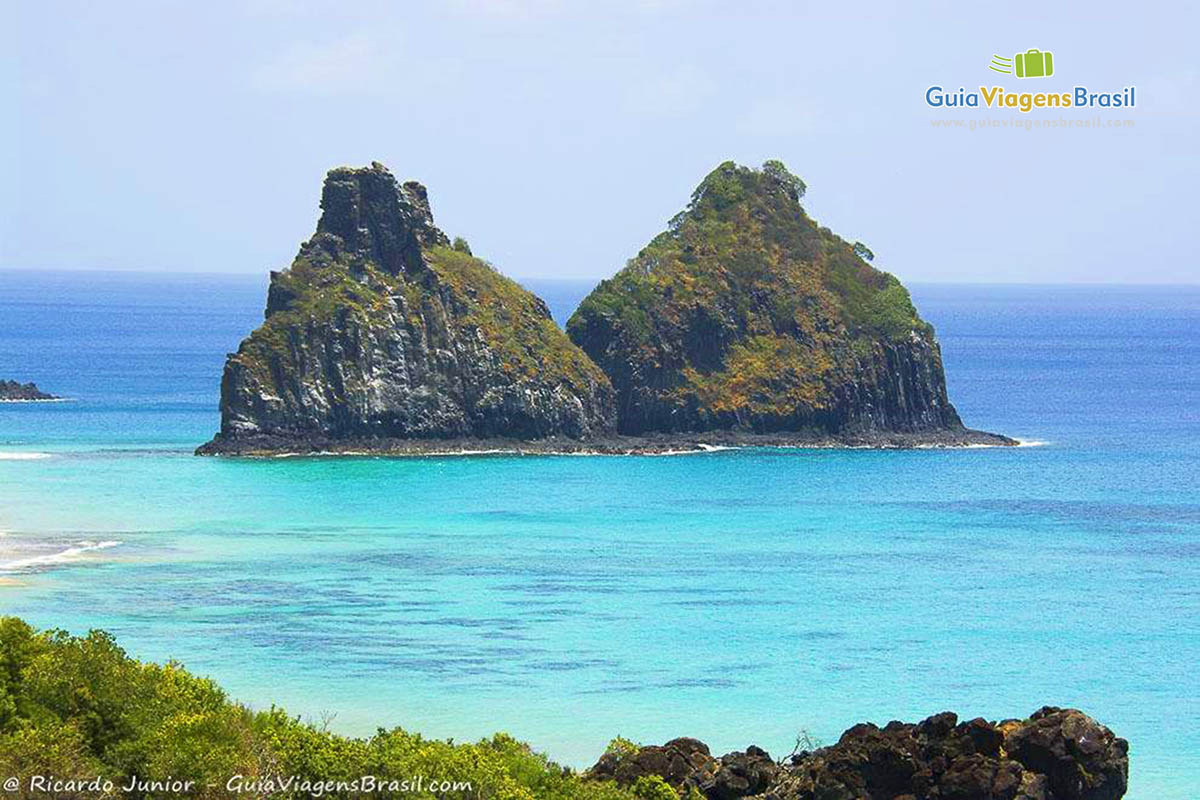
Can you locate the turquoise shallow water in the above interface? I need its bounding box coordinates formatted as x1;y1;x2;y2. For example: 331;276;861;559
0;271;1197;798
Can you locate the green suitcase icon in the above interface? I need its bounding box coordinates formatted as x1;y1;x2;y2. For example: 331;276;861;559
1015;49;1053;78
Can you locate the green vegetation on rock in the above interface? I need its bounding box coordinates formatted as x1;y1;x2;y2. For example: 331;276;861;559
205;163;615;450
567;161;957;435
425;246;607;391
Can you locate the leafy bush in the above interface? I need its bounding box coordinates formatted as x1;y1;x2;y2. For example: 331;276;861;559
631;775;678;800
603;736;641;760
0;618;650;800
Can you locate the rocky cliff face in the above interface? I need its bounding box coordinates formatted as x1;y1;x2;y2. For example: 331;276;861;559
589;707;1128;800
567;161;967;437
199;163;615;454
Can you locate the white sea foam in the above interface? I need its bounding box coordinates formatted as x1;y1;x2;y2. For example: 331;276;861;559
0;451;52;460
640;443;739;456
0;540;122;572
264;440;1024;458
918;438;1047;449
400;449;514;457
272;449;516;458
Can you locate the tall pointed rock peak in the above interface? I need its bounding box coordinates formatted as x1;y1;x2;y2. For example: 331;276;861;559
200;163;615;454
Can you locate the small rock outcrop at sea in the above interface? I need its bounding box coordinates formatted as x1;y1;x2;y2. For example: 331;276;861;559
0;380;59;401
198;162;616;455
567;160;1008;445
587;707;1128;800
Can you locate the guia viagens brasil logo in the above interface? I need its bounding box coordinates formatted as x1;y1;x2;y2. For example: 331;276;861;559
926;50;1135;113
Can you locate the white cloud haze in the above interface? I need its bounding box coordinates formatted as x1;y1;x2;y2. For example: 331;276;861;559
4;0;1198;283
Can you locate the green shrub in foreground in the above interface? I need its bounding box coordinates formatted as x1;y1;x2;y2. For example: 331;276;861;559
0;617;644;799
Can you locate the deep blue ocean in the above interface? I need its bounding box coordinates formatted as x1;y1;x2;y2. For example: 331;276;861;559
0;270;1197;798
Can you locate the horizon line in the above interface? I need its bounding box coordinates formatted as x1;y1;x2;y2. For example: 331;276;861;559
2;263;1200;289
2;266;1198;289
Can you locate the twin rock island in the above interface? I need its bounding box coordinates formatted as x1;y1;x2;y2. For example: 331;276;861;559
198;161;1012;456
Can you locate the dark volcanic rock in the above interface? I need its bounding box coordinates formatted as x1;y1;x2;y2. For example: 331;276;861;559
567;160;989;439
588;738;777;798
586;708;1126;800
590;737;717;787
198;162;615;454
704;746;780;799
764;708;1126;800
1004;707;1129;800
0;380;58;401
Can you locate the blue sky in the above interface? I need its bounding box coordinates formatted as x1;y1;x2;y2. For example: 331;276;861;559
3;0;1197;282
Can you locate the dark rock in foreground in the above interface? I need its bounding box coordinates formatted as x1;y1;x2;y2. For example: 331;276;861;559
200;162;615;455
588;707;1127;800
0;380;59;401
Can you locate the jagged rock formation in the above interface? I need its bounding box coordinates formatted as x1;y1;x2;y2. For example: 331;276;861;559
567;161;1001;442
588;707;1128;800
198;159;1010;455
198;163;615;454
0;380;58;401
592;738;779;799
